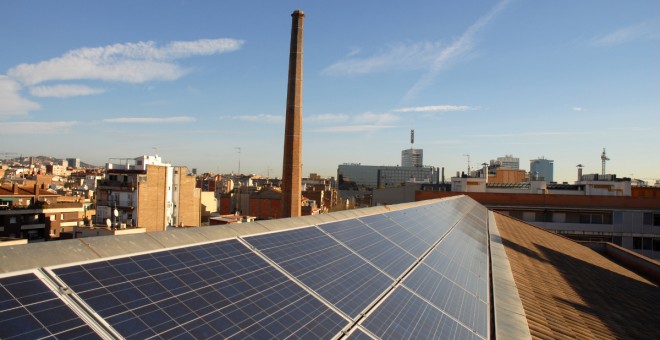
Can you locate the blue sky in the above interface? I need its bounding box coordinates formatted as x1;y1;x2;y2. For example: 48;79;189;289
1;1;659;183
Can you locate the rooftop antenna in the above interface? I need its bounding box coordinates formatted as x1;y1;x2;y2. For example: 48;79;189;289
234;147;241;175
577;164;584;182
410;129;415;149
463;154;471;174
600;148;609;175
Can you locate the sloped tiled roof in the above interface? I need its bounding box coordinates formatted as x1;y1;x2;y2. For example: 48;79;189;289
493;212;660;339
0;184;57;197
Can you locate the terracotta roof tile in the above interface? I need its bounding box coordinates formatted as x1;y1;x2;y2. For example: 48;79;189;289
494;213;660;339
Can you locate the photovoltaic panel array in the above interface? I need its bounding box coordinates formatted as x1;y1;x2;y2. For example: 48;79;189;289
0;273;98;339
51;239;347;339
359;201;489;339
244;226;393;318
0;196;491;339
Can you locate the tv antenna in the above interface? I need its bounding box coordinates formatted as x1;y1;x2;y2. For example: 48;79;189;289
234;147;241;175
463;154;471;174
600;148;610;175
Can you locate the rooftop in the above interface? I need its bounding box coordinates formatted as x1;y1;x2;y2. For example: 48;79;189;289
0;196;657;338
493;212;659;339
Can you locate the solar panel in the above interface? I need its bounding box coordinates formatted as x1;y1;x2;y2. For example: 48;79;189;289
245;227;393;317
361;287;481;340
52;239;347;339
359;214;430;257
0;196;492;339
318;219;416;278
386;208;456;246
0;273;98;339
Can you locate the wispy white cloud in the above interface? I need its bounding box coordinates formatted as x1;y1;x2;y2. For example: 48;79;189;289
427;139;464;145
470;131;576;138
306;113;349;123
8;38;244;86
311;125;397;133
394;105;473;113
227;114;283;123
322;42;443;76
352;112;399;124
572;107;585;112
0;121;78;134
0;76;41;117
102;116;196;123
591;21;660;47
311;112;400;133
345;47;361;58
405;0;511;100
29;84;106;98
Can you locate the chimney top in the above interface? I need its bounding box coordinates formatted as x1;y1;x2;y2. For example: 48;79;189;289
292;9;304;17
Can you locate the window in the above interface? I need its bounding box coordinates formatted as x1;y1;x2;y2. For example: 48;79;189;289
579;214;591;224
9;217;16;224
632;237;642;249
643;238;652;250
654;213;660;226
576;213;612;224
535;212;552;222
566;213;580;223
643;212;652;225
509;211;523;220
50;215;56;221
653;239;660;252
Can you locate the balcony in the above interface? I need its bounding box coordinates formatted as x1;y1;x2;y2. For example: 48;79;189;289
96;200;135;210
98;181;135;191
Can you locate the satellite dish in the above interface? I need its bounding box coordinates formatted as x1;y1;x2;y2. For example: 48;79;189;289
105;219;111;227
114;209;119;217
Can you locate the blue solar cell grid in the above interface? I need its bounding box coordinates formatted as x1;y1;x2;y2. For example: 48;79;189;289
0;196;491;339
363;198;490;339
318;219;416;278
358;214;430;257
0;273;98;339
53;239;347;339
245;227;393;318
362;287;481;340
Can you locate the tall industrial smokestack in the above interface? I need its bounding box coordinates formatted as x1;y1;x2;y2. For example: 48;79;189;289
281;9;305;218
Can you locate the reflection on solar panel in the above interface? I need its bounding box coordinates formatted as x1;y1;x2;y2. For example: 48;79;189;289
0;196;490;339
318;219;416;278
0;273;97;339
361;287;481;340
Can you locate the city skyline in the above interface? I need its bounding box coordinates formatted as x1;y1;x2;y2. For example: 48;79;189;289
1;1;658;182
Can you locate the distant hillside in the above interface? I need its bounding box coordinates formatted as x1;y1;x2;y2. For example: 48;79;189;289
1;155;99;168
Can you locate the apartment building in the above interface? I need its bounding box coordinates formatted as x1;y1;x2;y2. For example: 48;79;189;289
95;155;200;232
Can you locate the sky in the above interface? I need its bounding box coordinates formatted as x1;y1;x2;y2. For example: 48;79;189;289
1;1;659;183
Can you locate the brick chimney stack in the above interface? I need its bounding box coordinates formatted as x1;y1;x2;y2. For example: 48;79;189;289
281;9;304;218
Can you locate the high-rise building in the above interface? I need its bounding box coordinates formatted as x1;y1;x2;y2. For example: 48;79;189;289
491;155;519;169
67;158;81;168
401;148;423;167
338;164;437;189
530;157;554;183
